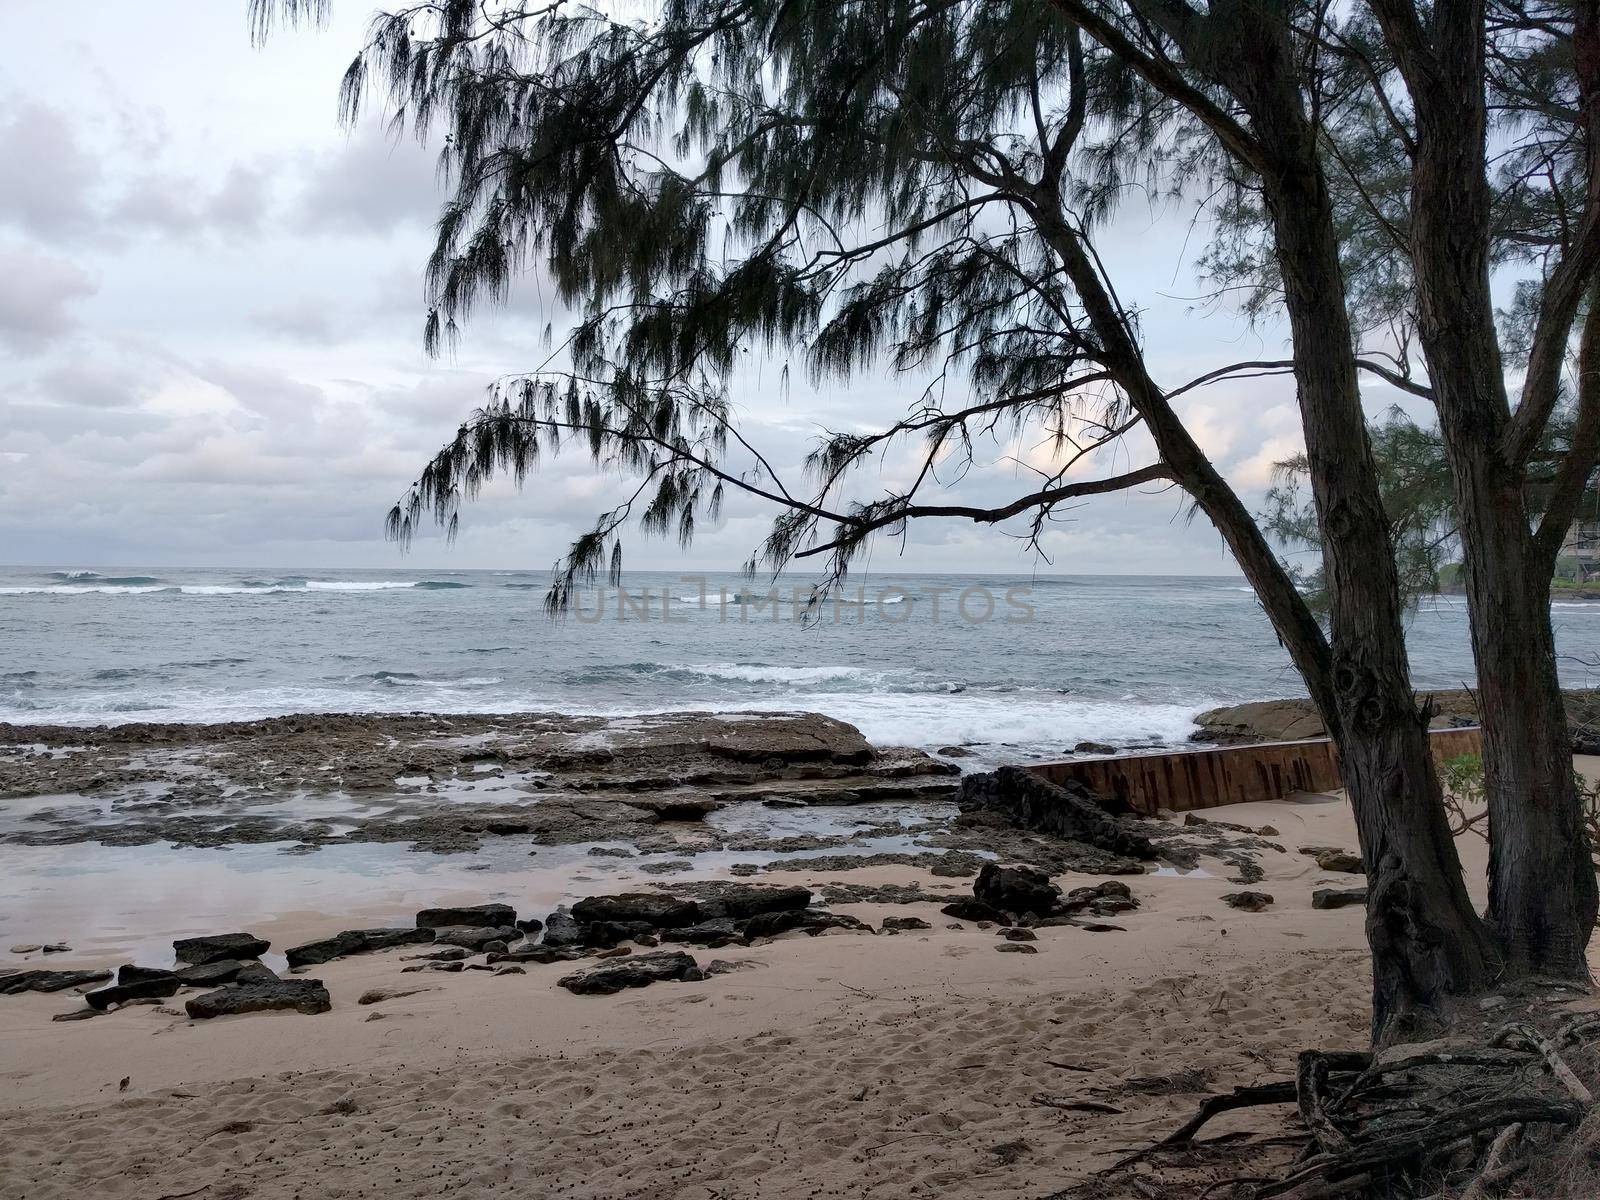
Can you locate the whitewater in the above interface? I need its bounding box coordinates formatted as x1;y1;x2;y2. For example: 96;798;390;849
2;566;1595;760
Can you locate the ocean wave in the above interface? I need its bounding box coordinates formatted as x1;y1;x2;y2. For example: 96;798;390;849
0;579;441;596
674;662;888;686
414;580;474;590
0;685;1214;761
351;671;505;688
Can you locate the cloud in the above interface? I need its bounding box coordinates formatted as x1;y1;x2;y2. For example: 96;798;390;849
298;122;442;236
0;100;100;240
250;300;342;345
31;361;153;409
0;246;96;353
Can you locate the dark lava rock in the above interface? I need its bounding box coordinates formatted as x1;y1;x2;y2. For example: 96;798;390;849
487;946;585;965
880;916;932;933
579;920;659;949
1314;850;1365;874
571;893;701;928
557;950;699;996
999;927;1038;942
415;903;516;929
234;963;280;985
173;933;271;966
0;969;113;995
995;942;1038;954
974;863;1061;917
52;1009;101;1022
515;917;545;935
402;961;465;973
1313;888;1369;910
186;978;332;1018
541;909;584;947
285;927;435;969
429;925;521;950
1061;880;1141;918
87;976;182;1010
665;882;813;920
940;898;1011;923
794;912;871;937
405;947;470;962
174;959;261;986
1221;891;1274;912
959;765;1156;845
660;919;745;948
1074;741;1116;754
117;964;178;986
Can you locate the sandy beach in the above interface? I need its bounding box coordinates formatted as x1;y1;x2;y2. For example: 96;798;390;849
0;782;1412;1200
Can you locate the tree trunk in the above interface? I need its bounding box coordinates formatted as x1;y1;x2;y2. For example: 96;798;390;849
1394;3;1599;979
1035;177;1496;1037
1216;10;1499;1039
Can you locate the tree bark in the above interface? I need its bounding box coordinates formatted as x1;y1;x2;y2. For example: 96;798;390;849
1371;0;1600;980
1034;175;1495;1038
1206;2;1499;1038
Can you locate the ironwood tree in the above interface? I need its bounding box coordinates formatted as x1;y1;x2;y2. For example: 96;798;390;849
253;0;1598;1039
1087;0;1600;986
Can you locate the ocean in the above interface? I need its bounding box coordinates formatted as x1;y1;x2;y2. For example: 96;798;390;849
1;565;1596;758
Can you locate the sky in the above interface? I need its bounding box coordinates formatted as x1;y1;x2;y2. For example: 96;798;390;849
0;1;1418;578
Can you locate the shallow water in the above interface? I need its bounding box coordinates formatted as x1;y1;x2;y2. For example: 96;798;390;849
0;800;972;965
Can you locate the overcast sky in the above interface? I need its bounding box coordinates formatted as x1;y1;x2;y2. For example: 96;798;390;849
0;2;1418;578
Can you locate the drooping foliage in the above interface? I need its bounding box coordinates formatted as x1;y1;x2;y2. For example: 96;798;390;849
253;0;1303;611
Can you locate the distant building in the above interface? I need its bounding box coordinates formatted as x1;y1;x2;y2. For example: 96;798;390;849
1563;520;1600;582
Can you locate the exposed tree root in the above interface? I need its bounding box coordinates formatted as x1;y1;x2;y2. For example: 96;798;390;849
1053;990;1600;1200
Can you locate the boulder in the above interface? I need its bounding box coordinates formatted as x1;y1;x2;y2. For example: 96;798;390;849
1314;850;1365;875
995;943;1038;954
540;909;584;947
570;893;701;928
173;933;270;966
974;863;1061;917
86;976;181;1010
174;959;261;986
1191;700;1327;744
1221;891;1275;912
185;978;332;1018
1313;888;1369;910
557;950;699;996
0;969;112;995
428;925;521;950
486;946;584;965
739;909;812;938
940;898;1011;923
117;964;178;986
1061;880;1141;918
414;903;516;929
660;919;745;948
672;883;813;920
285;927;434;968
999;927;1038;942
234;963;281;985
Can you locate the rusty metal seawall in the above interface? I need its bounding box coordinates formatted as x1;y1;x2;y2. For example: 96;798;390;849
1026;727;1484;816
